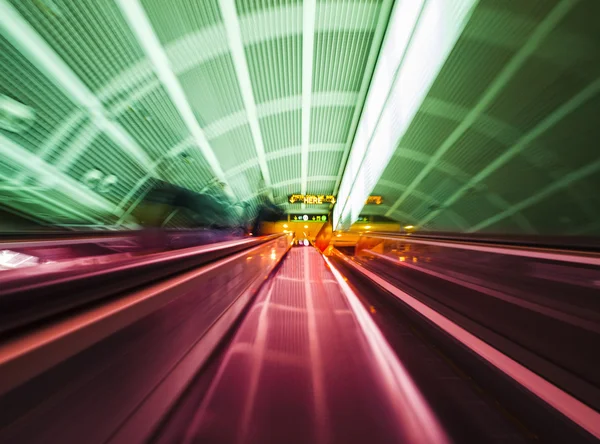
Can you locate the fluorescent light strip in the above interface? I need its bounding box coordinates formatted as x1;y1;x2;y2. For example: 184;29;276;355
301;0;316;195
335;252;600;440
386;0;577;218
334;0;478;229
333;0;426;228
218;0;272;188
115;0;228;186
0;0;154;173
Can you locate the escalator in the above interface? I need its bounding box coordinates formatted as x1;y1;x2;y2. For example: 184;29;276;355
0;236;598;443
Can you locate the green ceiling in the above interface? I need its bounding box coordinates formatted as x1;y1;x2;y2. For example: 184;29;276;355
360;0;600;236
1;0;599;236
0;0;393;227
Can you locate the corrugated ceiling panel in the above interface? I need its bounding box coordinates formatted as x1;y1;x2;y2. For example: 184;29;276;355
274;180;301;198
228;164;262;197
380;157;423;188
309;106;354;144
312;29;376;93
438;127;509;177
259;109;301;153
415;171;465;207
268;153;301;185
235;0;301;16
8;0;146;93
65;133;146;205
178;54;246;126
114;85;188;160
487;56;596;135
447;192;504;228
162;149;215;192
307;178;336;195
0;34;77;156
210;124;258;172
484;156;550;206
246;35;301;104
141;0;222;44
307;150;343;178
533;93;600;173
402;111;460;158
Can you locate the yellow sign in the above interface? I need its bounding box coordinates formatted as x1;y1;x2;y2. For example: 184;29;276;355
365;195;383;205
288;194;336;204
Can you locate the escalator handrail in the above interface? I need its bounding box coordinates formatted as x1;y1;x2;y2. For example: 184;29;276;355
359;232;600;266
0;234;284;336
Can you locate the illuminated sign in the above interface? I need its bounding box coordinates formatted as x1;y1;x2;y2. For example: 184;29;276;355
291;214;328;223
365;195;383;205
288;194;336;205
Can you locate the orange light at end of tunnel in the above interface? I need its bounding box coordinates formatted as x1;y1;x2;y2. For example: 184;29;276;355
365;225;371;229
304;225;308;229
283;224;288;228
336;233;342;237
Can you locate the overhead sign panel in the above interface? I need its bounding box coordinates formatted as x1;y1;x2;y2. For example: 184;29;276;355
290;214;328;222
365;195;383;204
288;194;336;204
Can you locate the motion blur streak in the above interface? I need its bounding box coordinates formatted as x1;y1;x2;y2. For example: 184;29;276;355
324;255;449;444
335;250;600;440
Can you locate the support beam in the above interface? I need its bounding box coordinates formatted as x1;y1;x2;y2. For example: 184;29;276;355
385;0;577;217
418;76;600;228
218;0;272;188
116;0;229;190
301;0;316;195
0;0;154;172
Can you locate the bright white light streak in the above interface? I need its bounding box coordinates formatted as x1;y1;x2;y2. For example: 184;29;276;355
0;0;154;172
218;0;272;188
333;0;425;227
301;0;316;196
116;0;228;185
334;0;478;229
324;255;449;444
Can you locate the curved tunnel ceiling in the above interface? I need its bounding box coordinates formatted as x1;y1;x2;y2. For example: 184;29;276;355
337;0;600;236
1;0;600;237
0;0;394;226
